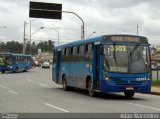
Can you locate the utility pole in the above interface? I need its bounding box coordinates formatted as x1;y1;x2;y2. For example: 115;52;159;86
29;18;38;54
23;21;27;54
137;24;139;35
30;21;31;55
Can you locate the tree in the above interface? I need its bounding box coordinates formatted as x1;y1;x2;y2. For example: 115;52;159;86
0;41;6;53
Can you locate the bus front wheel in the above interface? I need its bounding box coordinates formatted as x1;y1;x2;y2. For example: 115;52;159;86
124;92;135;98
88;80;95;97
62;76;69;91
2;71;5;74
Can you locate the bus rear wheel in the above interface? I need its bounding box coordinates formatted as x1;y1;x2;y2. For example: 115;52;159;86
124;92;135;98
2;71;5;74
88;80;95;97
62;76;69;91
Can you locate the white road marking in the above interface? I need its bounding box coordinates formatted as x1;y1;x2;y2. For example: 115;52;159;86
8;90;18;95
127;103;160;111
0;85;10;90
44;103;69;113
38;83;48;87
0;85;18;95
28;79;31;82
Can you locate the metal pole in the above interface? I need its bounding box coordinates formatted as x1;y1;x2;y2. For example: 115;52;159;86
29;8;85;39
50;28;59;45
58;31;59;45
30;21;32;54
61;10;85;39
29;18;38;54
23;21;26;54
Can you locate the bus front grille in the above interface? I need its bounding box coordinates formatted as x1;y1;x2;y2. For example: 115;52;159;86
112;78;143;85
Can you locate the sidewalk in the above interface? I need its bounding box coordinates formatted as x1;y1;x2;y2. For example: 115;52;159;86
150;86;160;95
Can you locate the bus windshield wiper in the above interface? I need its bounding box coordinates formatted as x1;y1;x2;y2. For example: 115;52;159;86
113;43;117;66
131;43;140;56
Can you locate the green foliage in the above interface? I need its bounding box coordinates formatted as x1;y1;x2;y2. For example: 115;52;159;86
0;40;54;55
152;80;160;86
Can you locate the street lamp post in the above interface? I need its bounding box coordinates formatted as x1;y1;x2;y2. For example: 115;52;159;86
29;27;44;54
50;28;59;45
30;19;39;49
23;21;27;54
23;19;39;54
29;8;85;39
23;27;44;54
88;31;96;38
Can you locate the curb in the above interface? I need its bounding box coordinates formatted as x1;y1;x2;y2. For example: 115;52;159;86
150;91;160;96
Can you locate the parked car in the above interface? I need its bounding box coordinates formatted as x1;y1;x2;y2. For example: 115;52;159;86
42;61;50;68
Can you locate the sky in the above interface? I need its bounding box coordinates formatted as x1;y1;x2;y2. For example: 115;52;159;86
0;0;160;45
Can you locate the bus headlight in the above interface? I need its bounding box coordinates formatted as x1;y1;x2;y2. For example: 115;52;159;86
8;66;12;69
105;77;109;80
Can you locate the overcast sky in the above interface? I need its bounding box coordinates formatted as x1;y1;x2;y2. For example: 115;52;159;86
0;0;160;45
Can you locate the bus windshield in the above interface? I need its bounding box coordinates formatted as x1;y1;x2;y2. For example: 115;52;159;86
0;54;12;65
104;44;150;73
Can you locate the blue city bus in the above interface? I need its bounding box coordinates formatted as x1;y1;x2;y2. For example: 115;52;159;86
52;35;151;98
0;53;32;73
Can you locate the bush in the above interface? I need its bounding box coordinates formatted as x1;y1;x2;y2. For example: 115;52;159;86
152;80;160;86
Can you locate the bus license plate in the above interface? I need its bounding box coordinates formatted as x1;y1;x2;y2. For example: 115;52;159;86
126;87;134;90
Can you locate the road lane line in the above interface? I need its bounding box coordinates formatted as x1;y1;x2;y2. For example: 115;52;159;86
38;83;48;87
28;79;31;82
44;103;69;113
0;85;10;90
127;103;160;111
8;90;18;95
0;85;19;95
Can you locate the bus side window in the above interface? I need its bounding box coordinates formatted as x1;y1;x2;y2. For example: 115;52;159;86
78;45;85;61
69;47;73;61
69;47;73;55
66;48;70;62
77;46;80;54
73;46;77;62
62;49;65;62
85;43;93;61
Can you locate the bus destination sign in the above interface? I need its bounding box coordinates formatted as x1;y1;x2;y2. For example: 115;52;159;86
111;36;140;43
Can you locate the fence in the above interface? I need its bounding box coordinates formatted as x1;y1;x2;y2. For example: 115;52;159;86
152;70;160;80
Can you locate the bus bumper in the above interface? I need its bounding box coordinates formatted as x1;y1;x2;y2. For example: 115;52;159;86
0;66;13;72
100;80;152;94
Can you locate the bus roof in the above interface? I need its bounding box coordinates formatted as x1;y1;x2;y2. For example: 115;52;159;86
55;35;102;49
0;53;32;57
55;34;148;50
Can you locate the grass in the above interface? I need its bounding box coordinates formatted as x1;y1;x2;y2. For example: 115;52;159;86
152;80;160;87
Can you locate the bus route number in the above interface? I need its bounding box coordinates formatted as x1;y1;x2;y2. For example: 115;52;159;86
110;45;126;52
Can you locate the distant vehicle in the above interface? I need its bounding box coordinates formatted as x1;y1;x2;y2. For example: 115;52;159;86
42;61;50;68
52;34;152;98
33;60;41;67
151;64;157;70
0;53;32;73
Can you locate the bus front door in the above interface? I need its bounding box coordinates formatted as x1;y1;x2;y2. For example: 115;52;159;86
56;51;61;83
94;45;101;90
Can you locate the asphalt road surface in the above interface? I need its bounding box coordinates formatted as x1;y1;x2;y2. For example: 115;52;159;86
0;67;160;113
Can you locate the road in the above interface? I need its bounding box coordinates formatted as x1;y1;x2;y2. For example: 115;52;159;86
0;67;160;113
